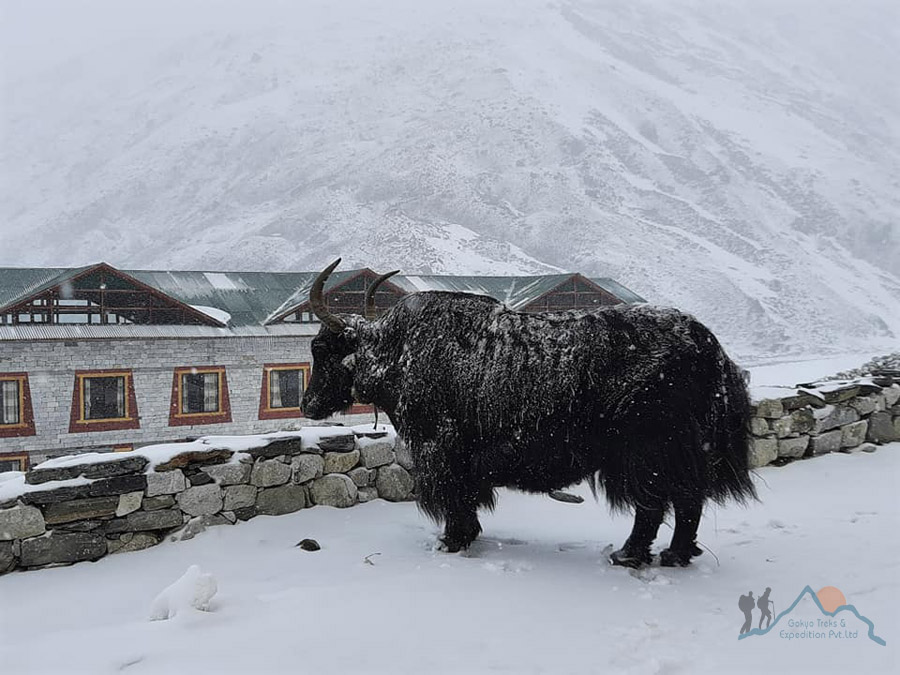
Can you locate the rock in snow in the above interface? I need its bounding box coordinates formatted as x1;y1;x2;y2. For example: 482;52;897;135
149;565;218;621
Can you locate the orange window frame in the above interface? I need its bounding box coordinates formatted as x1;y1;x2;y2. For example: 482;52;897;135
259;363;310;420
0;452;29;472
0;373;36;438
169;366;232;426
76;372;134;424
69;369;140;434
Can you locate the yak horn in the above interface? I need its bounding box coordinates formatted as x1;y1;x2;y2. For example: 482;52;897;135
309;258;347;333
365;270;400;320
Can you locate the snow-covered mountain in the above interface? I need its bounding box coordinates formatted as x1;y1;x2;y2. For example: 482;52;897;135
1;0;898;358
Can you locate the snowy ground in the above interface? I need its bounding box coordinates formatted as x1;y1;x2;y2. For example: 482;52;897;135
1;443;897;674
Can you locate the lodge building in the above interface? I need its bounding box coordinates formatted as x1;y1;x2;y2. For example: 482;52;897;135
0;262;645;471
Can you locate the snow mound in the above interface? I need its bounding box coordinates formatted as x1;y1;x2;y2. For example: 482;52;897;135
149;565;218;621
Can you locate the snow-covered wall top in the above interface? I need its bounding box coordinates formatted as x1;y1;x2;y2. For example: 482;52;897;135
1;0;898;359
0;424;414;574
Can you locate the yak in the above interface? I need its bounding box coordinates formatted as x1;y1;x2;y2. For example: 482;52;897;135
301;259;755;567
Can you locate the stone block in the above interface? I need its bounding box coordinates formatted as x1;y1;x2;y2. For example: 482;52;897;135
104;508;183;533
820;385;859;404
310;474;358;508
0;503;46;540
188;472;215;486
858;443;877;453
0;540;15;573
256;484;309;516
348;467;376;487
772;416;793;439
26;455;148;485
812;406;859;434
250;459;292;487
107;532;160;555
866;412;897;444
232;506;257;521
358;487;378;503
116;491;144;517
394;438;414;470
143;495;176;511
177;484;224;517
884;386;900;408
777;436;809;459
747;438;778;469
754;399;784;419
789;409;816;435
748;418;770;437
323;449;360;474
21;475;147;505
291;455;324;485
848;396;878;417
840;420;868;449
223;484;257;511
43;496;119;526
808;429;843;456
146;470;187;497
20;532;106;567
201;462;251;486
316;433;356;453
246;438;304;459
359;441;395;469
155;449;233;472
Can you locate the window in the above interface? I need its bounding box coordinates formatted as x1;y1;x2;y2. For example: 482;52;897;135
259;364;309;420
170;366;231;426
81;375;127;421
0;454;28;473
181;371;221;414
269;368;304;409
1;379;21;425
69;370;140;433
0;373;35;438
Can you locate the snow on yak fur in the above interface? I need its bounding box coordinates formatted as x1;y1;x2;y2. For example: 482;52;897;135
302;260;755;568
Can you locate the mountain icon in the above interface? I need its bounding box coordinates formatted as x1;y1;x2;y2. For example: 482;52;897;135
739;585;885;646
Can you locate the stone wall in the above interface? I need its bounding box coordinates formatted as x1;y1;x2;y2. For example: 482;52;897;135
0;333;371;464
748;381;900;468
0;426;413;575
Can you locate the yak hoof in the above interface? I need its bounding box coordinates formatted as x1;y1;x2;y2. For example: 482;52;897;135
659;545;702;567
436;537;468;553
609;547;652;569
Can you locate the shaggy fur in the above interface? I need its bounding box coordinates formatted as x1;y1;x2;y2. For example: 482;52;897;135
302;291;755;567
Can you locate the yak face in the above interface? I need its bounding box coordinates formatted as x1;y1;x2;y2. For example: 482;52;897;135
300;325;359;420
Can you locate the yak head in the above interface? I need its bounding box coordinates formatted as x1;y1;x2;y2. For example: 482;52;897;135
300;259;398;420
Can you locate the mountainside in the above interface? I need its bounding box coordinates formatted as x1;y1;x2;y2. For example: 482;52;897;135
2;0;899;358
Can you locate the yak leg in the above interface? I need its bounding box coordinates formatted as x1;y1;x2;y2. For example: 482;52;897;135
609;502;665;568
439;504;482;553
659;498;704;567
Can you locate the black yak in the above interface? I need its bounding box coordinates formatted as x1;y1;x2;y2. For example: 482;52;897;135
301;259;755;567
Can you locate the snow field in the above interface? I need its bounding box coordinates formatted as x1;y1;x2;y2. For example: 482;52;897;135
0;445;896;674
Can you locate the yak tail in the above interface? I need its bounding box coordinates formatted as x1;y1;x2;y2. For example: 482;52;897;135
707;350;758;505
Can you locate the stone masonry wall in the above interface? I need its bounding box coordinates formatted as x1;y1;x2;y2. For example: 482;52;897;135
0;426;413;575
0;335;372;464
747;381;900;468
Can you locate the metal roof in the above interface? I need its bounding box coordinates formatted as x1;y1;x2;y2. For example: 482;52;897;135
590;278;646;304
264;269;369;323
0;264;646;336
391;274;576;310
0;266;89;309
0;323;320;341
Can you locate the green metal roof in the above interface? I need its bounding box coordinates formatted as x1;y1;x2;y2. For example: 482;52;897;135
590;277;646;304
391;274;576;310
0;266;88;309
0;264;646;327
